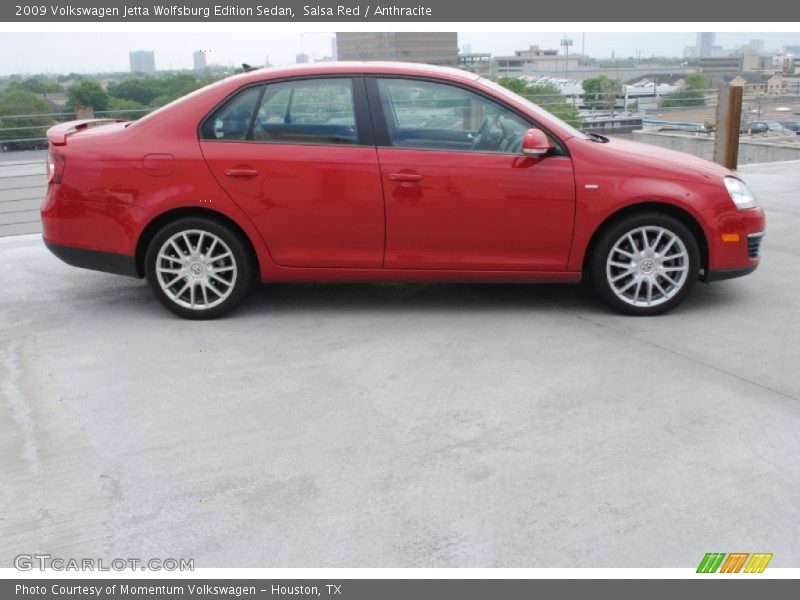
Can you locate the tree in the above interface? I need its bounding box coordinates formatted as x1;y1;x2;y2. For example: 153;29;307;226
684;73;710;90
658;73;710;108
497;78;581;128
0;90;54;148
582;75;623;109
659;89;705;108
106;97;146;119
107;78;161;105
497;77;529;95
67;80;110;111
7;77;62;94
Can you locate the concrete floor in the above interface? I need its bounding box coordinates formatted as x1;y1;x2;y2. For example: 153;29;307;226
1;161;799;568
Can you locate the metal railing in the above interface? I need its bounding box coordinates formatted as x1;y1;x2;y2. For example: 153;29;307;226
0;158;47;236
0;108;156;237
0;107;154;148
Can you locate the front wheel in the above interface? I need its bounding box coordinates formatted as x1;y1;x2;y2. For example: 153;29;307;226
145;217;253;319
590;213;700;316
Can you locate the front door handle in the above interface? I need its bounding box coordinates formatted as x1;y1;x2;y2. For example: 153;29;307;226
224;167;259;179
388;172;423;185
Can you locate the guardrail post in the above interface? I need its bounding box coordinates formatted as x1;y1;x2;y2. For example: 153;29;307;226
713;85;743;170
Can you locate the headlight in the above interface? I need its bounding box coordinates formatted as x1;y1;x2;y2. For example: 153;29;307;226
724;176;758;210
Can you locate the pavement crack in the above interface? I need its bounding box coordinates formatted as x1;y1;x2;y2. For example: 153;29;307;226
574;314;800;404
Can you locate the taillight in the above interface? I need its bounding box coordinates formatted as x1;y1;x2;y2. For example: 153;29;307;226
47;151;65;184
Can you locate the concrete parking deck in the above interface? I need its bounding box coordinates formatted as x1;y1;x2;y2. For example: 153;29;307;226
1;161;799;568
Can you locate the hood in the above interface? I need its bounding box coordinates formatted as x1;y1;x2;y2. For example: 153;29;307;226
585;136;733;185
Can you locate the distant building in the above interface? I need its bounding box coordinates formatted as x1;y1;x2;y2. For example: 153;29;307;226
458;53;493;77
741;39;765;53
193;50;207;71
129;50;156;74
699;56;742;74
494;45;580;77
783;45;800;55
724;73;768;91
697;32;715;58
296;53;309;64
335;33;458;66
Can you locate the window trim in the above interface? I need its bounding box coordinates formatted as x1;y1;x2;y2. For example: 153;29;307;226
197;75;375;148
364;76;569;157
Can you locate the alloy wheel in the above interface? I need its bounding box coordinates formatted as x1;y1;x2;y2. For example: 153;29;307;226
605;225;690;308
155;229;238;310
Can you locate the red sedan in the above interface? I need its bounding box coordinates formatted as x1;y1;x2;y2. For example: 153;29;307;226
41;62;765;318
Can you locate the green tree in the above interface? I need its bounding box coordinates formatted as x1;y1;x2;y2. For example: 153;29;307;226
106;97;146;119
497;78;581;128
107;78;161;105
684;73;711;90
0;90;54;147
658;73;710;108
497;77;529;95
582;75;623;109
659;89;706;108
67;80;110;111
8;77;62;94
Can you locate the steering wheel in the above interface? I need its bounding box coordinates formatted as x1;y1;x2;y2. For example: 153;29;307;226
470;116;493;150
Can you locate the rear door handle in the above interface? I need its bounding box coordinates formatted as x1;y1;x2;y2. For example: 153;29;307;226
388;172;423;184
224;167;259;179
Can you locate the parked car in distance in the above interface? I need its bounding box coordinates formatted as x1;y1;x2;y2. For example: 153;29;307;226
741;121;770;134
778;121;800;132
41;62;765;318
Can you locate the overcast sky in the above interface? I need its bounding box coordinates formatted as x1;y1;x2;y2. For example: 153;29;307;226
0;32;798;76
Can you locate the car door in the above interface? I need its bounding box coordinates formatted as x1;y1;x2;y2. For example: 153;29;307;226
199;77;384;268
369;77;576;271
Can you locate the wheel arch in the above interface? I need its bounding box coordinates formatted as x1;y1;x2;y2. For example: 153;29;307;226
135;207;261;278
581;201;709;276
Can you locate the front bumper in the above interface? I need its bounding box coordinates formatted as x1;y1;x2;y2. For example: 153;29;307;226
701;205;765;282
705;263;759;282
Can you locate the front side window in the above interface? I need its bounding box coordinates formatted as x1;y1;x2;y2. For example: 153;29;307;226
376;78;531;153
252;79;358;145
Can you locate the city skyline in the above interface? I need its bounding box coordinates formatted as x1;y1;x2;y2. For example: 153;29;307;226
0;32;799;76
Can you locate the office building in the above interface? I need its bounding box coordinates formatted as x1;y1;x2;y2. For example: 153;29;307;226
129;50;156;74
494;45;580;77
335;33;458;66
697;32;715;58
458;53;493;77
193;50;207;70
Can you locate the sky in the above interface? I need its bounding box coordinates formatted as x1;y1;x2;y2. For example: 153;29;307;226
0;31;798;76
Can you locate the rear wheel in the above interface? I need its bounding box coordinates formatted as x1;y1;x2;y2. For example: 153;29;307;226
590;213;700;316
145;217;253;319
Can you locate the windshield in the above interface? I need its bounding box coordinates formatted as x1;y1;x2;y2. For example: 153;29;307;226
478;77;589;140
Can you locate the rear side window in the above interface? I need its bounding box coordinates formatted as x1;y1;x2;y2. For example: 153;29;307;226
251;79;358;145
200;86;261;141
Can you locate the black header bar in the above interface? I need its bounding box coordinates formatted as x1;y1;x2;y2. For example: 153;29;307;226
3;0;799;22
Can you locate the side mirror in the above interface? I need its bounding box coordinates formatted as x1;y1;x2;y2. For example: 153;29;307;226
521;128;553;156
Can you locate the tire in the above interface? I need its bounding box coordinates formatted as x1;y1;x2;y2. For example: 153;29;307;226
590;212;700;316
145;217;254;319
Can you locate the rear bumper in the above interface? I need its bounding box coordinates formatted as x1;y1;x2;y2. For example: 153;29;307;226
44;240;139;278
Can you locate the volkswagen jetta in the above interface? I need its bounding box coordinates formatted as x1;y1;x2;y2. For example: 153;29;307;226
41;62;765;318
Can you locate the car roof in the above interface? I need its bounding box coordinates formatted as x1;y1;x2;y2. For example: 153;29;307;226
229;61;482;85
